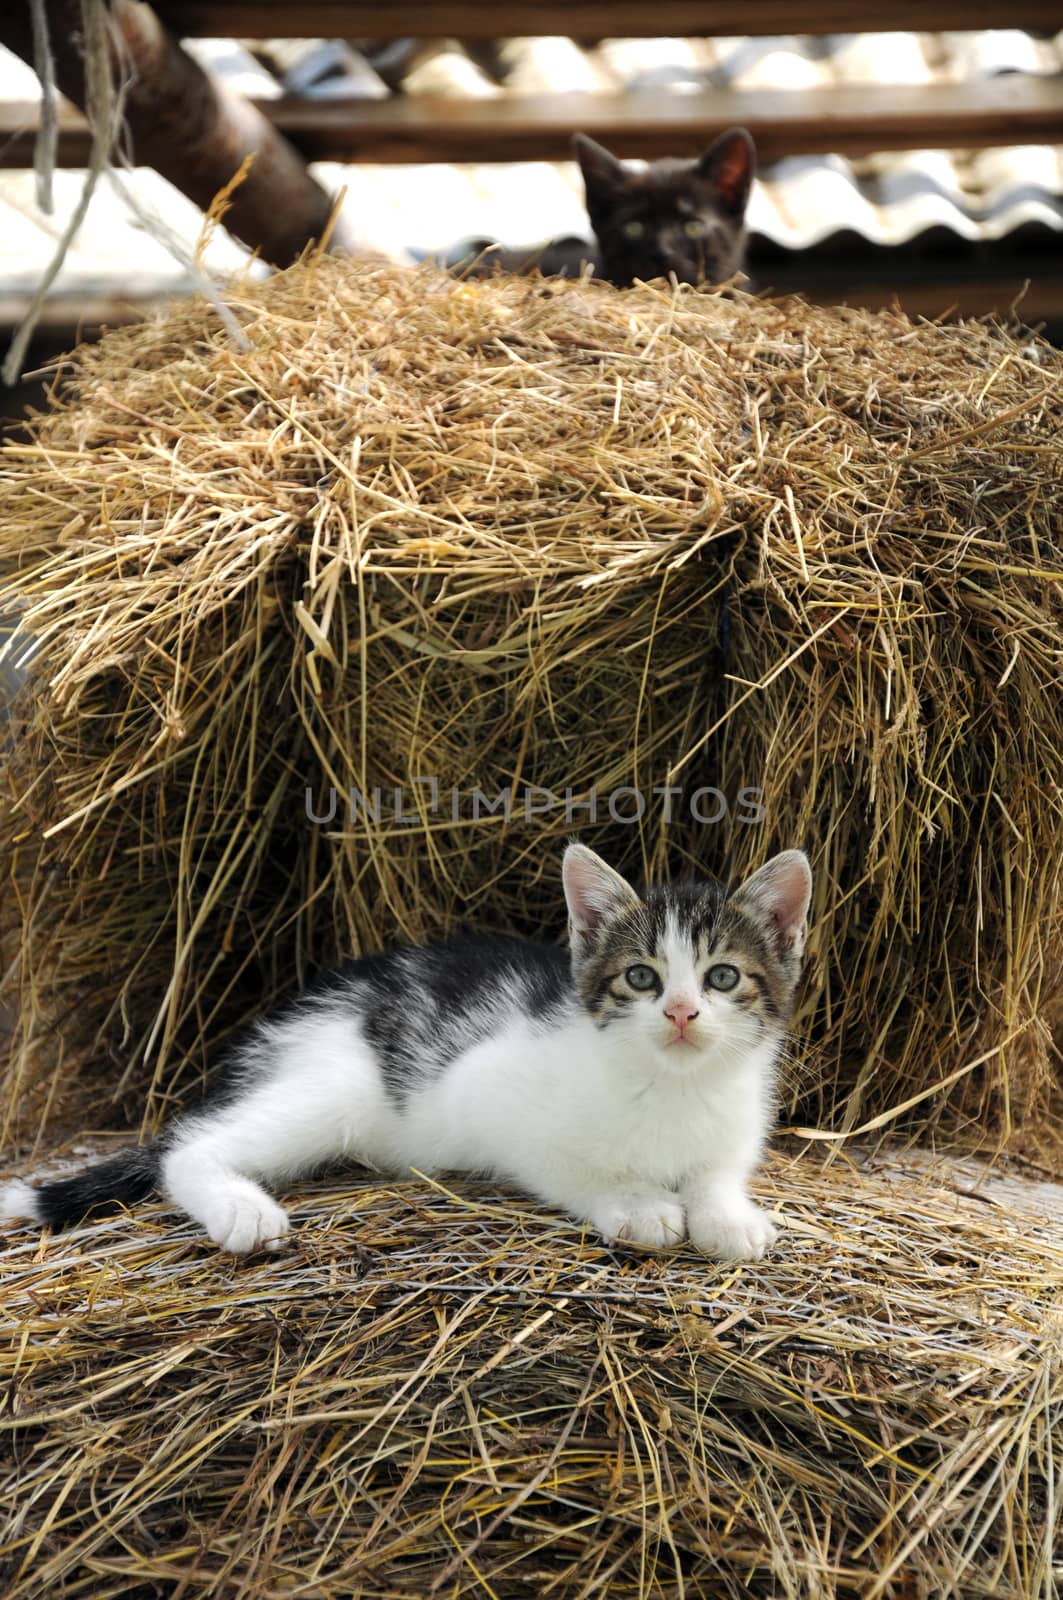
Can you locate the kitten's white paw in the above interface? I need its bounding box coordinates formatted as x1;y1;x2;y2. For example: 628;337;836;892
594;1196;687;1251
203;1191;290;1254
688;1201;776;1262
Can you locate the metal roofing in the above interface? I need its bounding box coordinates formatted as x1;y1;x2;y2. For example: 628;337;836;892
0;28;1061;317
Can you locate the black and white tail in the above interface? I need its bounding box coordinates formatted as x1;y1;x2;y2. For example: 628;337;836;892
0;1146;160;1230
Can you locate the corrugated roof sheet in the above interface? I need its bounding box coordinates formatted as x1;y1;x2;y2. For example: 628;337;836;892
0;29;1060;316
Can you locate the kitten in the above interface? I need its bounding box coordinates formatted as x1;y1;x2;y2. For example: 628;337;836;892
1;843;810;1260
573;127;755;288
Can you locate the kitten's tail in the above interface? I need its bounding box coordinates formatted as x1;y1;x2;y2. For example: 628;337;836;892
0;1146;160;1231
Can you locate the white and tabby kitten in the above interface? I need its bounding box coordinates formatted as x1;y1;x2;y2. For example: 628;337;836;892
2;843;811;1260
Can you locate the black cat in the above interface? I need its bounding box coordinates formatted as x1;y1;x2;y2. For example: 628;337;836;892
573;127;755;288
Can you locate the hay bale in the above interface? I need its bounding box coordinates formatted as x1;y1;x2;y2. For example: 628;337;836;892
1;260;1062;1161
0;1148;1059;1596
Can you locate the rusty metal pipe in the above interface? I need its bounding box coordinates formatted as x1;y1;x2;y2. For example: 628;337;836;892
0;0;354;267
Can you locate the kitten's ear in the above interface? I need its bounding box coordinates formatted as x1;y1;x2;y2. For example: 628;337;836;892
697;127;756;218
572;133;627;195
563;843;641;948
729;849;811;958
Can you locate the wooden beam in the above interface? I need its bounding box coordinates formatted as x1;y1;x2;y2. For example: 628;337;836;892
0;100;92;167
5;77;1063;168
783;277;1063;324
455;239;1063;320
0;292;167;333
3;272;1061;339
0;0;354;267
240;79;1063;164
154;0;1063;38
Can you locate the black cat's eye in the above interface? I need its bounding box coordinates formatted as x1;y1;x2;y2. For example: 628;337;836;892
705;963;740;992
683;219;706;239
625;963;658;991
622;220;645;240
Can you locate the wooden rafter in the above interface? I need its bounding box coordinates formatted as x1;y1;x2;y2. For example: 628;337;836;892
4;264;1062;339
154;0;1063;38
4;77;1063;168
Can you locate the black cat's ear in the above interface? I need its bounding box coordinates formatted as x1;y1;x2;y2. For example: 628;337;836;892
572;133;627;194
697;127;756;218
562;843;641;951
728;850;812;958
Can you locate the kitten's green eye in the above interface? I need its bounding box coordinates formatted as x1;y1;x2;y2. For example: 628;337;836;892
622;220;645;240
705;963;740;992
683;219;706;239
625;963;658;991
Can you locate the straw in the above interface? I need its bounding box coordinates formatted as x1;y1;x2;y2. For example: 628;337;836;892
0;1142;1059;1597
0;260;1061;1171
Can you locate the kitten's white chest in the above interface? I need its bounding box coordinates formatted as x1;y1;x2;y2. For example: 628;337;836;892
399;1013;774;1197
579;1048;772;1184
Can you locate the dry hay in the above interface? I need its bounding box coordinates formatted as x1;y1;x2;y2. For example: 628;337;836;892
1;260;1062;1162
1;1147;1060;1598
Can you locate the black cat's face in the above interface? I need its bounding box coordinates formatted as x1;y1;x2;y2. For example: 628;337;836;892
573;128;755;290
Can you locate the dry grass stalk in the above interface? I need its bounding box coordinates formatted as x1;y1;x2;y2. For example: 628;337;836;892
0;1146;1060;1597
0;260;1061;1164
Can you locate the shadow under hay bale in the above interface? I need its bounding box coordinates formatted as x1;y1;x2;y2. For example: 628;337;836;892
0;1150;1060;1597
1;261;1062;1163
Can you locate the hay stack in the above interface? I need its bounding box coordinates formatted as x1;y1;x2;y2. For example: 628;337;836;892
1;260;1062;1161
1;1146;1060;1597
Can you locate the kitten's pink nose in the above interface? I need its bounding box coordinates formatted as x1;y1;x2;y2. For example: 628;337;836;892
664;998;700;1031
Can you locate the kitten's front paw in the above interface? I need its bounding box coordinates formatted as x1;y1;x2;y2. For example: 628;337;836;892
688;1202;776;1262
204;1192;290;1255
594;1196;687;1251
